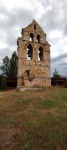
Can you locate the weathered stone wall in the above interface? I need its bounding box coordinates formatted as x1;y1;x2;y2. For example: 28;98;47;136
17;20;51;89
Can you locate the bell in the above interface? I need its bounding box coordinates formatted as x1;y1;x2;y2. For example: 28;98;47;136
28;53;31;57
28;50;32;57
39;51;42;58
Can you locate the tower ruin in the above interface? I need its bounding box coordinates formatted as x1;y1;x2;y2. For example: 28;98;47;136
17;20;51;90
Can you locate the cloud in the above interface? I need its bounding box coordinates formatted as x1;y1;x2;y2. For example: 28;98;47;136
0;4;34;65
51;53;67;63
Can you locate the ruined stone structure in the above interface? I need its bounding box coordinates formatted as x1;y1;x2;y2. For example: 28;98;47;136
17;20;51;90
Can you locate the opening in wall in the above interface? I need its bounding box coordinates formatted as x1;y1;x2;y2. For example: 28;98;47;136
38;46;43;61
29;33;34;42
27;44;33;60
37;34;40;43
26;70;30;79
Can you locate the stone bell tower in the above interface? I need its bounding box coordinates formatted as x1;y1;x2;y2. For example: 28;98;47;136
17;20;51;90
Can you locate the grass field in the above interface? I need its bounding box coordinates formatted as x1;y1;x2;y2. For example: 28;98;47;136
0;87;67;150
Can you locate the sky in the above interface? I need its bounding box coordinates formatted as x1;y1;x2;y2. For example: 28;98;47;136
0;0;67;77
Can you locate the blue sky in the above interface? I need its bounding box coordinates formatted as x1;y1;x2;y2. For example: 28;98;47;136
0;0;67;76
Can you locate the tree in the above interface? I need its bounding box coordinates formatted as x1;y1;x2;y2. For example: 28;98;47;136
1;56;10;76
1;51;18;77
9;51;18;77
53;69;61;78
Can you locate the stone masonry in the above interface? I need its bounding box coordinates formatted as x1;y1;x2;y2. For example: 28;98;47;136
17;20;51;90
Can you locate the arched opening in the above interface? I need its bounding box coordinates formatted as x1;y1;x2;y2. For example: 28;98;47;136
37;34;40;43
27;44;33;60
38;46;43;61
29;33;34;42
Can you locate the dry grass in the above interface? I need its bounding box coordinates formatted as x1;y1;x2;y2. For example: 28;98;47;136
0;87;67;150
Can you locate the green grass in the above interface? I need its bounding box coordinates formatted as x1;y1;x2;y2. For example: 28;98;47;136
36;99;59;109
16;98;32;105
0;87;67;150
